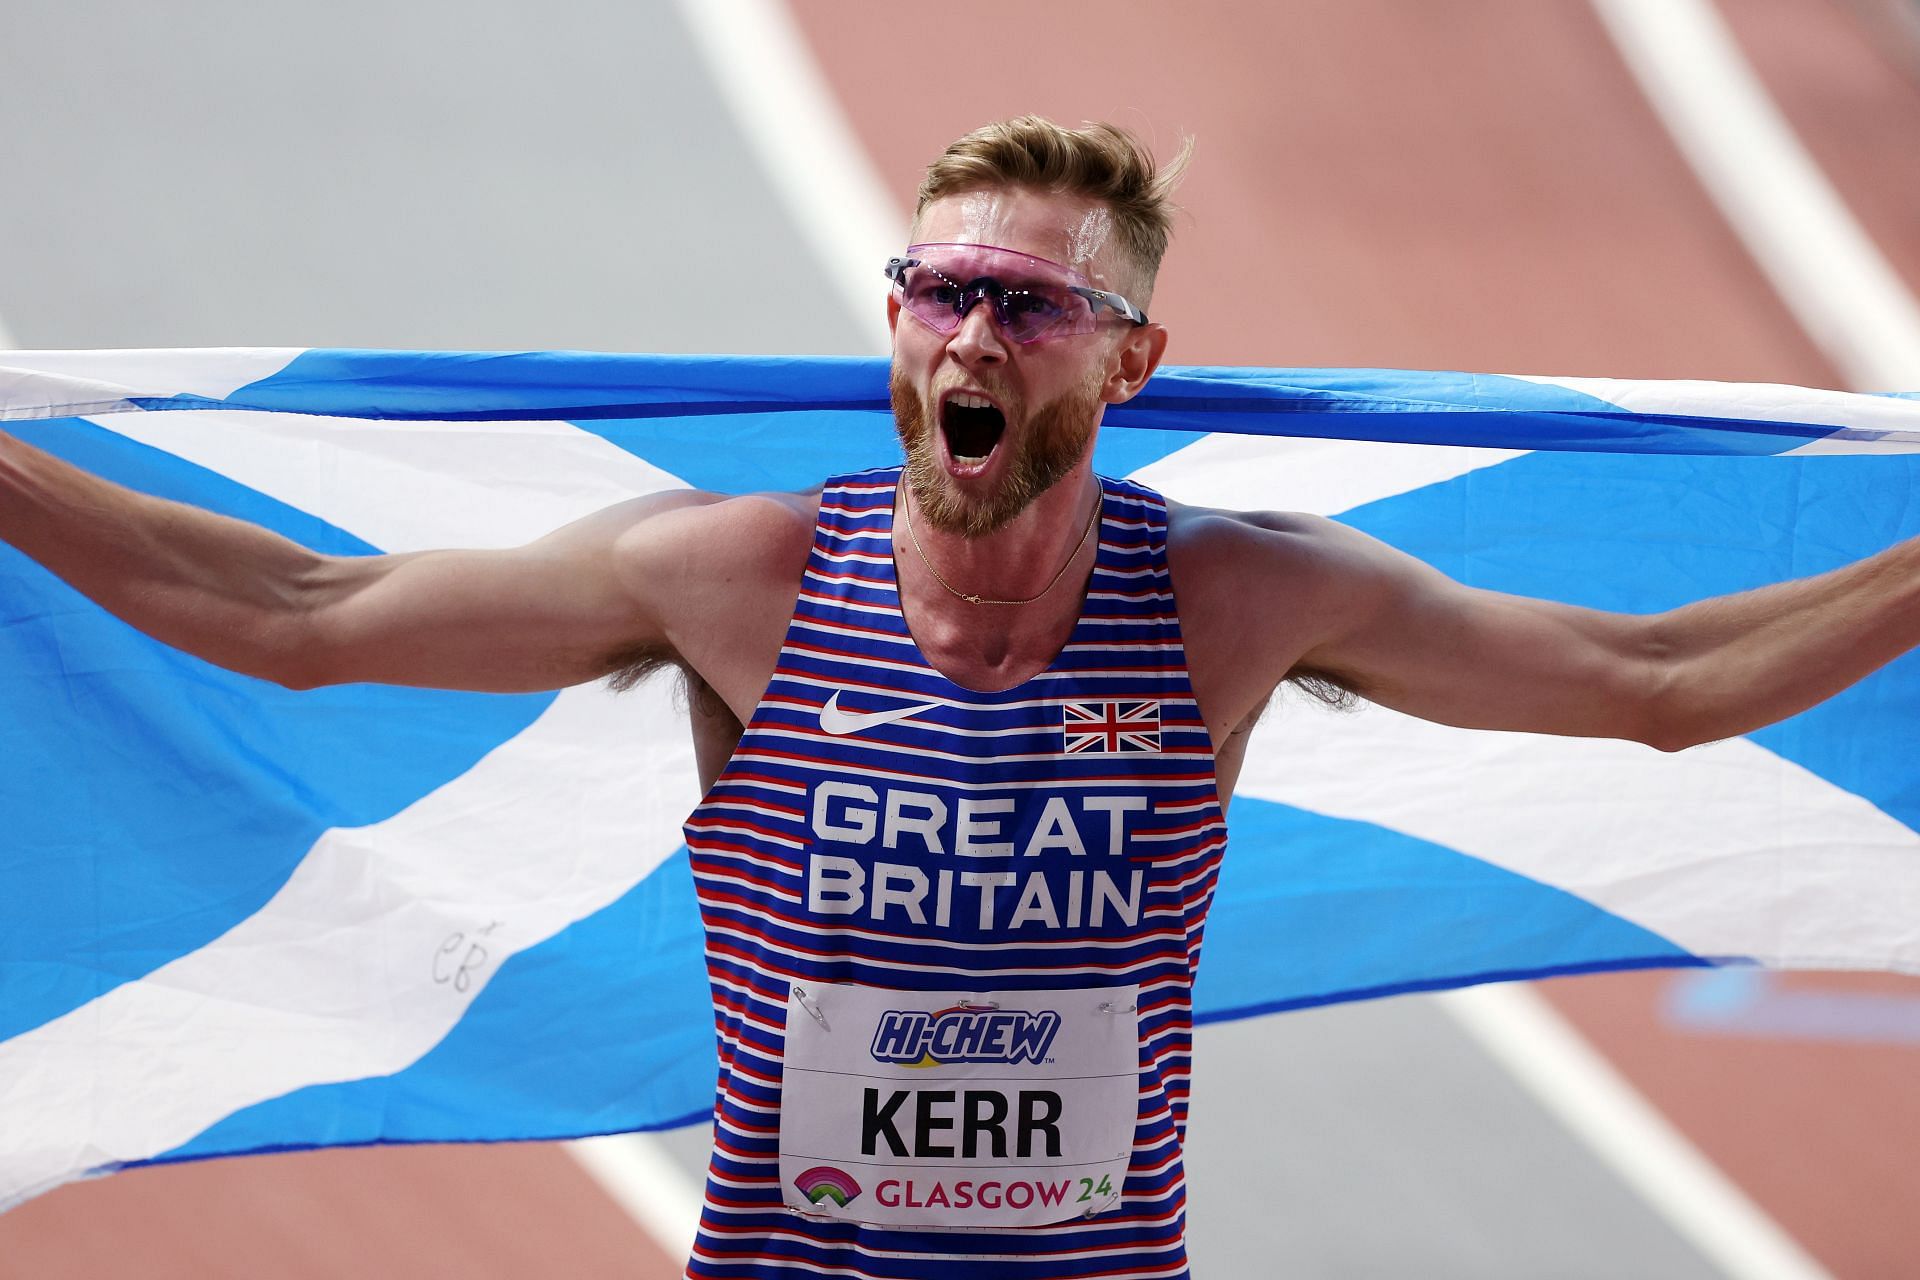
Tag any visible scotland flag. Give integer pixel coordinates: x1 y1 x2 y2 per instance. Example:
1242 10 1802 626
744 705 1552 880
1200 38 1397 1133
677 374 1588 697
2 348 1917 1211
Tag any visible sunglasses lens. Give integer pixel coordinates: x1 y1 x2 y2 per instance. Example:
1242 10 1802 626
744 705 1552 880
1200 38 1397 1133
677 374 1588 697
897 265 965 334
896 255 1098 343
995 284 1083 342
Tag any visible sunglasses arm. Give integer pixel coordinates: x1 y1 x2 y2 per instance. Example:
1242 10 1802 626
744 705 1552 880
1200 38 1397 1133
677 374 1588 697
1070 286 1149 326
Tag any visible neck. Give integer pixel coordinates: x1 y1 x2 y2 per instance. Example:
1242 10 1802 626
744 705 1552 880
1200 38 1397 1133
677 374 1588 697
892 467 1103 690
900 467 1101 606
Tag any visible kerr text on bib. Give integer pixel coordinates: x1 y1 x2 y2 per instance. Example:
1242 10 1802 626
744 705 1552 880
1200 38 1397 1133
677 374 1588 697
778 983 1139 1228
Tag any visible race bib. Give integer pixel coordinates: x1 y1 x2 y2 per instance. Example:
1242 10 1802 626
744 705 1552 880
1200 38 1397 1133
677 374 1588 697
778 982 1139 1229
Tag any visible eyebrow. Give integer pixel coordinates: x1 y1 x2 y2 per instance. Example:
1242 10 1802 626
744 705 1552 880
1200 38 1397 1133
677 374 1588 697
919 255 1063 287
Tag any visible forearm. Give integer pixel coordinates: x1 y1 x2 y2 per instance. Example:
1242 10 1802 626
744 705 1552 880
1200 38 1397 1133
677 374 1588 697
1648 534 1920 749
0 430 323 683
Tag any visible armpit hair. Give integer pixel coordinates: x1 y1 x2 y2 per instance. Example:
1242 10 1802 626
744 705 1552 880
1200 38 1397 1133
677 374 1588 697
1283 664 1365 712
602 641 728 718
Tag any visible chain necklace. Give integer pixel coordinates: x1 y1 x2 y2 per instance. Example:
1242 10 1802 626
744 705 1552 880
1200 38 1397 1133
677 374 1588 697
898 483 1101 607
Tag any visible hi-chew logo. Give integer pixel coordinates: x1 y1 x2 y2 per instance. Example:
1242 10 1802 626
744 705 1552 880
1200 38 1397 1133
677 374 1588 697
871 1005 1062 1066
794 1165 862 1207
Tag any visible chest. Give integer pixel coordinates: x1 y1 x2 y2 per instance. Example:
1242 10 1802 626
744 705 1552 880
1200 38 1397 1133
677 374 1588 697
687 683 1222 962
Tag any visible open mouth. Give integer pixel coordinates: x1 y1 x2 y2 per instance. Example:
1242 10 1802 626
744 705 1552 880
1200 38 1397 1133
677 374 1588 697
940 391 1007 467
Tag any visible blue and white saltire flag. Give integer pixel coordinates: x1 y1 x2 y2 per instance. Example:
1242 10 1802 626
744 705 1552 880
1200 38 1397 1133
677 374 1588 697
3 348 1918 1209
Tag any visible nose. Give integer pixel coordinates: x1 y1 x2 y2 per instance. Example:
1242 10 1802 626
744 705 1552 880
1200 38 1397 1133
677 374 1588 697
947 297 1009 367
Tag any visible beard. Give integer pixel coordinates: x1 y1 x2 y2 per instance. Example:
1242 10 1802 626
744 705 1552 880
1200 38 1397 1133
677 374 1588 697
890 367 1101 538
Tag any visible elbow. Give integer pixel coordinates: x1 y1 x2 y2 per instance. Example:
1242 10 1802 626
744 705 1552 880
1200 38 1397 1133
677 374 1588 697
1625 628 1701 753
262 553 368 690
1640 720 1701 755
265 661 326 692
238 620 331 690
242 571 339 691
1620 710 1697 759
1638 674 1732 755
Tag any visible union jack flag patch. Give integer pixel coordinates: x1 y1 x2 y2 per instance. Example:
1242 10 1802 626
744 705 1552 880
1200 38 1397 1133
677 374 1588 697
1061 701 1162 754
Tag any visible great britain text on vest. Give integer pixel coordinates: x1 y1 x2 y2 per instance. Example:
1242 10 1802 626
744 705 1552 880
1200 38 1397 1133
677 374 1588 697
807 782 1149 928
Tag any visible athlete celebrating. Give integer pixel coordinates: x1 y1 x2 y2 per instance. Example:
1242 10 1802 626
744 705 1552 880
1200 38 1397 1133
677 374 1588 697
4 117 1919 1277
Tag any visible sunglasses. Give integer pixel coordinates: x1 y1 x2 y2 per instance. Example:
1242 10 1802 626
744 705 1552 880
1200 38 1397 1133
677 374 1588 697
885 243 1149 345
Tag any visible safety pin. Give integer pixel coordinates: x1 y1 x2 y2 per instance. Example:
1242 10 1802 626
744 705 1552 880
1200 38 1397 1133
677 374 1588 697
791 985 829 1029
955 997 1000 1010
1097 999 1137 1015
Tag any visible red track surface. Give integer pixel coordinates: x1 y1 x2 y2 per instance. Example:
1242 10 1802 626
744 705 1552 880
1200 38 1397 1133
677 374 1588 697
4 3 1914 1276
1723 0 1920 344
0 1144 679 1280
1527 8 1920 1275
1543 970 1920 1279
801 0 1832 379
794 0 1920 1275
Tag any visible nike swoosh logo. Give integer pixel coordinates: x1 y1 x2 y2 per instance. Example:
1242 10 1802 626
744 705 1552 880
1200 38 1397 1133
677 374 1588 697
818 691 942 736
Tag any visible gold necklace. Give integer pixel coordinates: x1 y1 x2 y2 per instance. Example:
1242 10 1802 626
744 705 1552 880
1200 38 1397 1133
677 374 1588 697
898 483 1102 607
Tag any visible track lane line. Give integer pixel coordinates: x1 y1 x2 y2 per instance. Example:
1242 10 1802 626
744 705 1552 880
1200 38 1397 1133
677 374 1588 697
1440 985 1834 1280
553 0 904 1264
1592 0 1920 390
1435 4 1920 1276
670 0 904 356
567 1134 703 1267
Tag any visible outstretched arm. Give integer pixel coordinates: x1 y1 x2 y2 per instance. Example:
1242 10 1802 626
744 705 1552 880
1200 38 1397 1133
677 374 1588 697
1214 511 1920 751
0 429 710 693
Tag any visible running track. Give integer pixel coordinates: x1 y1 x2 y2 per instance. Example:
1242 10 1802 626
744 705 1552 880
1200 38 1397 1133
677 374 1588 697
0 1 1914 1275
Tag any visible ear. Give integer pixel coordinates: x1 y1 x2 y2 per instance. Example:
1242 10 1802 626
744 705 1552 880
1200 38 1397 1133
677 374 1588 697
887 295 901 339
1100 323 1169 405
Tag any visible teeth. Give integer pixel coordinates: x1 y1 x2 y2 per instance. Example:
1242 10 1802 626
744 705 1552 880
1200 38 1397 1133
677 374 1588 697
950 392 994 410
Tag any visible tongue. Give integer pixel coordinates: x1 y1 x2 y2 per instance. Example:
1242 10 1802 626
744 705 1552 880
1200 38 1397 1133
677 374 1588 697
946 403 1006 460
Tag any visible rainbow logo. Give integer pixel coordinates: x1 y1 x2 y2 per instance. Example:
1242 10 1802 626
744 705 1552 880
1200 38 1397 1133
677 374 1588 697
793 1165 862 1208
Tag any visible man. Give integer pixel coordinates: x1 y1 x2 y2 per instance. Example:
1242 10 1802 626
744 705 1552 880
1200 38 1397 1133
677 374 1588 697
2 117 1916 1277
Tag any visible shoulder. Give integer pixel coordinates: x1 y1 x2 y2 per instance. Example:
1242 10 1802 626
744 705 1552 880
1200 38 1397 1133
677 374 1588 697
1160 501 1405 740
1165 501 1378 601
602 485 827 715
611 486 820 587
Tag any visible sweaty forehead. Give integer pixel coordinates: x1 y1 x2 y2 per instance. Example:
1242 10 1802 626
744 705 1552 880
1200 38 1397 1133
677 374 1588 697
916 189 1117 283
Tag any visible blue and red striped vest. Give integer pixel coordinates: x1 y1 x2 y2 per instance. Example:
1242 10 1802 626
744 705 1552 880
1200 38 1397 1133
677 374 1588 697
682 468 1226 1279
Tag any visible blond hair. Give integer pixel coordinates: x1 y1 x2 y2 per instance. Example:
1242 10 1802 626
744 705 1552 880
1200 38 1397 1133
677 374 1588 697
915 117 1192 298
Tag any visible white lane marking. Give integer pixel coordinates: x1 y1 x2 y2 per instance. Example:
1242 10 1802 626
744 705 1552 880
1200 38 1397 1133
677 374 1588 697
0 675 700 1211
95 408 686 550
614 13 907 1252
1440 985 1836 1280
1498 9 1920 1270
567 1133 704 1265
1131 431 1523 514
1234 704 1920 973
1591 0 1920 390
0 348 307 407
672 0 904 357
